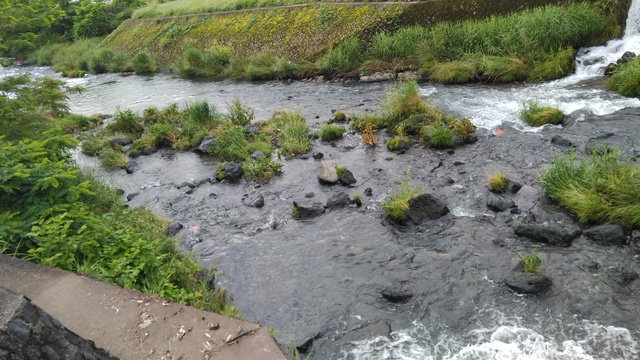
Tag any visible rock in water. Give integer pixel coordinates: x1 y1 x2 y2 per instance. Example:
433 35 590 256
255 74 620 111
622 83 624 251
244 195 265 208
221 162 243 182
339 169 357 186
583 224 627 245
513 223 581 247
125 160 140 174
292 198 325 219
504 271 552 294
317 160 339 184
325 192 351 210
487 193 516 212
404 193 449 224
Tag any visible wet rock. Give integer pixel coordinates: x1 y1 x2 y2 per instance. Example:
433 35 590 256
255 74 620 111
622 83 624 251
109 135 132 147
340 321 392 343
182 234 202 249
196 136 216 153
165 222 183 236
295 332 323 355
292 198 325 219
124 160 140 174
583 224 627 245
504 271 552 294
317 160 339 184
176 181 193 189
487 193 516 212
126 192 139 201
404 193 449 224
364 188 373 197
381 287 413 303
250 151 266 160
359 72 393 83
244 195 265 208
493 238 507 247
506 180 522 194
221 162 243 182
585 133 617 155
244 123 261 135
618 51 636 63
304 192 315 198
325 192 351 210
339 169 357 186
312 152 324 160
605 266 638 287
141 146 158 155
551 135 572 147
513 223 581 247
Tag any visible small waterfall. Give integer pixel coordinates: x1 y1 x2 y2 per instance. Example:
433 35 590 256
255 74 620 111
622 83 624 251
573 0 640 79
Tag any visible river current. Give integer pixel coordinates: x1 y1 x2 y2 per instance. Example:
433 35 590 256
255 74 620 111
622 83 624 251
3 2 640 358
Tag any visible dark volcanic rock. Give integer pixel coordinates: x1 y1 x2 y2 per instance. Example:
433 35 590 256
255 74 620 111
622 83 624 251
605 266 639 287
109 135 132 147
126 192 140 201
404 193 449 224
506 180 522 194
340 321 392 343
293 198 325 219
487 193 516 212
244 195 265 208
504 271 552 294
583 224 627 245
381 287 413 303
339 169 357 186
513 223 581 247
165 222 184 236
125 160 140 174
551 135 572 147
325 192 351 210
196 136 216 153
221 162 243 182
585 133 617 155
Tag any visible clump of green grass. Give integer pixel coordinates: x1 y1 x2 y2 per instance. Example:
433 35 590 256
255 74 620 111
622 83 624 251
81 131 111 156
540 150 640 227
99 148 128 168
382 170 423 221
58 114 102 133
520 102 565 126
108 108 144 135
336 165 347 178
448 118 476 141
528 48 575 81
175 45 232 78
315 37 363 74
488 172 509 192
477 56 527 82
263 110 311 157
132 51 157 74
386 135 409 151
88 48 116 74
427 61 477 84
243 158 282 183
225 97 254 126
420 124 454 149
246 141 273 157
320 124 346 141
606 56 640 96
213 125 249 161
519 250 542 273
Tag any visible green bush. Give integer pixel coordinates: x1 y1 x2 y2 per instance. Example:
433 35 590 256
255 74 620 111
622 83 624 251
108 108 144 135
263 110 311 157
58 114 102 133
520 102 565 126
81 131 110 156
320 124 346 141
606 56 640 96
132 51 157 74
225 97 254 126
175 45 232 78
540 150 640 227
88 48 115 74
243 158 282 183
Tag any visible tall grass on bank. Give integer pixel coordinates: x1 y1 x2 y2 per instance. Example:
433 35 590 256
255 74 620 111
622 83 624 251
606 56 640 97
540 150 640 227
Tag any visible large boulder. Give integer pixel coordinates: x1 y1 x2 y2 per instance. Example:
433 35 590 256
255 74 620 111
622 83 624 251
165 222 184 236
125 159 140 174
381 287 413 303
292 198 325 219
404 193 449 224
504 271 552 294
317 160 339 184
513 223 581 247
583 224 627 245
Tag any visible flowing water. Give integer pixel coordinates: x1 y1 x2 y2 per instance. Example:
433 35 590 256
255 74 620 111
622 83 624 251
3 3 640 358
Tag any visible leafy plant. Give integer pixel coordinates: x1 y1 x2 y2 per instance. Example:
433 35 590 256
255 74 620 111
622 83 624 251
108 108 144 135
225 97 254 126
336 166 347 178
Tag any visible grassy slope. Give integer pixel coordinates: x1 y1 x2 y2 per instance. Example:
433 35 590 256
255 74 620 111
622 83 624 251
107 0 567 66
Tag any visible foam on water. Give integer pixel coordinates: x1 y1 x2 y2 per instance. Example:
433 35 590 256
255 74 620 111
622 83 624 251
344 318 639 360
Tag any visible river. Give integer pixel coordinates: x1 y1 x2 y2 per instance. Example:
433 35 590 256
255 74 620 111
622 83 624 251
3 2 640 358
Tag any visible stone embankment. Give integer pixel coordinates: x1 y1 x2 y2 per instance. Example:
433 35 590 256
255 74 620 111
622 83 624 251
0 254 290 360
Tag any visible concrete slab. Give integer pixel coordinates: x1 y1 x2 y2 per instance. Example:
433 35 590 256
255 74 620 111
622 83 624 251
0 254 290 360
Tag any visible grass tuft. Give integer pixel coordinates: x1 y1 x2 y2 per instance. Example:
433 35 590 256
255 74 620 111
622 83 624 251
320 124 346 142
606 56 640 96
421 124 454 149
519 250 542 273
382 170 423 221
520 102 565 126
488 172 509 192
